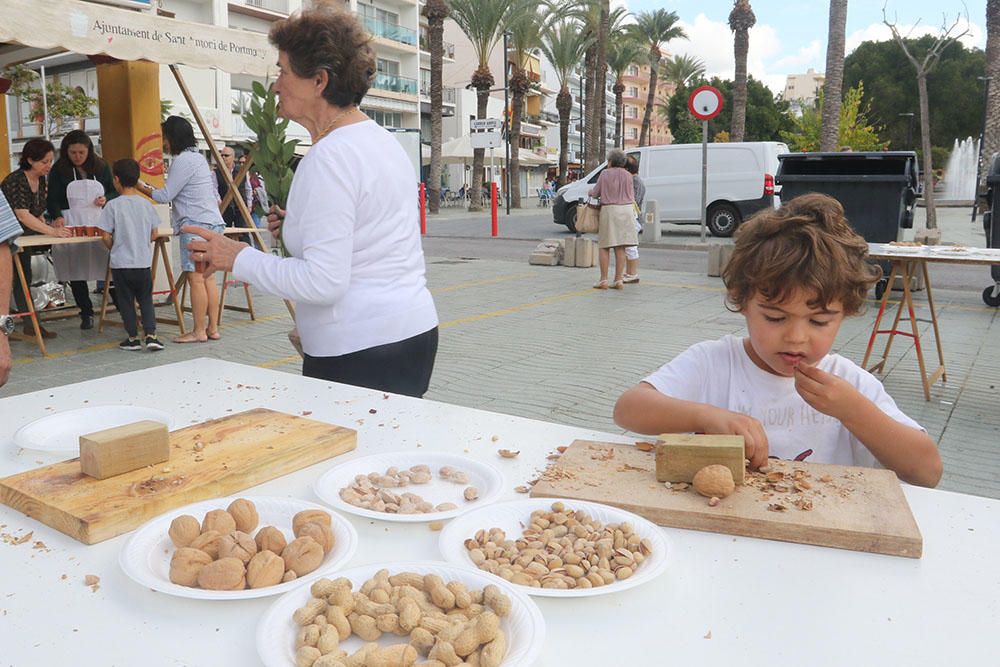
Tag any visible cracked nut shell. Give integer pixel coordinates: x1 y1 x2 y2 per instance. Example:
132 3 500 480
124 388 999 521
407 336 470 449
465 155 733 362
197 557 247 590
246 550 285 589
282 536 325 576
255 525 288 554
218 530 258 564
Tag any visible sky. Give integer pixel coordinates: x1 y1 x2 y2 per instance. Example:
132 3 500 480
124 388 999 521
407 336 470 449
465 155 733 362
619 1 987 96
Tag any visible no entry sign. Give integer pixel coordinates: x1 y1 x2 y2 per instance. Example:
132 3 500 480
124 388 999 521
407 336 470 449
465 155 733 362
688 85 724 121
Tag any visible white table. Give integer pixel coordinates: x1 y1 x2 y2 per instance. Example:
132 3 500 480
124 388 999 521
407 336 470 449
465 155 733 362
1 359 996 665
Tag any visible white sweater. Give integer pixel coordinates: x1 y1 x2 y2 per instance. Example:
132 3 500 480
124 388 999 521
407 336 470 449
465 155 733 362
232 120 438 357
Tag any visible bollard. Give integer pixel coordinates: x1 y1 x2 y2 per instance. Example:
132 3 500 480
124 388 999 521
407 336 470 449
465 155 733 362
491 182 498 237
419 182 427 235
641 199 660 245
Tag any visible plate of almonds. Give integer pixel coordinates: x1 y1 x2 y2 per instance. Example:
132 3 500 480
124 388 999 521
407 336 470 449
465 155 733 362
313 451 505 523
119 496 357 600
438 498 669 598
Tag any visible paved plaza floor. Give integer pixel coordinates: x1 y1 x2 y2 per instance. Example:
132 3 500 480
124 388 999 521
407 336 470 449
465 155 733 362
4 203 998 499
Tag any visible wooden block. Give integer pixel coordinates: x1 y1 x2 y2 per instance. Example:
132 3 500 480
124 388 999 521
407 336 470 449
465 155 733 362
655 434 745 485
80 420 169 480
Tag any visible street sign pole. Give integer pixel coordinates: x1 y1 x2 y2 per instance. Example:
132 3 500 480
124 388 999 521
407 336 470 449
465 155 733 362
701 120 708 243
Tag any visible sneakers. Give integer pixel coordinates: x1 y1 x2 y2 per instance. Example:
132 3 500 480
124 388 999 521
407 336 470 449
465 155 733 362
119 337 142 351
144 335 164 351
623 274 640 284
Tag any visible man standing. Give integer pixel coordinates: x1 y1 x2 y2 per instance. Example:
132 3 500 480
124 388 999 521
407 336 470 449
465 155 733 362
215 147 240 226
0 190 24 388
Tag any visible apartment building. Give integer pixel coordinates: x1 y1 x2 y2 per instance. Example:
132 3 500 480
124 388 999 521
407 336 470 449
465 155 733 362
782 67 824 116
539 65 616 179
3 0 425 156
620 62 674 148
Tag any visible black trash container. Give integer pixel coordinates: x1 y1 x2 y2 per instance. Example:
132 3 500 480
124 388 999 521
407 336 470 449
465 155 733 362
983 153 1000 306
776 151 920 298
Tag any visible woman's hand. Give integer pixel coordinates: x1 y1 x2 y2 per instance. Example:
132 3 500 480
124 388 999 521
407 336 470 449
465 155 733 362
94 196 107 207
266 205 285 241
182 225 248 275
53 216 66 228
48 225 72 239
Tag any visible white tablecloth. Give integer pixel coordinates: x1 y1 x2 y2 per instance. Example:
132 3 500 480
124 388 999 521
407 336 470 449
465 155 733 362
0 359 996 665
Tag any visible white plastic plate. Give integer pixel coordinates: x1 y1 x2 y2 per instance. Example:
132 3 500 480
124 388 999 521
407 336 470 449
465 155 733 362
439 498 669 598
119 495 357 600
256 560 545 667
13 405 175 453
313 451 504 523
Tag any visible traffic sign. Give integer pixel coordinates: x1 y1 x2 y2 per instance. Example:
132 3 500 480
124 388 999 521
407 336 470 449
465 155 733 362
471 118 503 131
688 85 724 121
470 131 502 149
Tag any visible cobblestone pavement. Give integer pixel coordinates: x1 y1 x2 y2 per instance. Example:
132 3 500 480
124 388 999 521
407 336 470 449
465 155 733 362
4 205 998 499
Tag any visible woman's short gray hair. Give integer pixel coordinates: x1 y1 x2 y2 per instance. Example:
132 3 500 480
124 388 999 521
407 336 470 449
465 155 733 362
607 149 627 168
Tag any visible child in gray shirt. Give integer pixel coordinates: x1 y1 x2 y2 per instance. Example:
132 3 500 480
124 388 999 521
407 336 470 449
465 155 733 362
97 159 163 351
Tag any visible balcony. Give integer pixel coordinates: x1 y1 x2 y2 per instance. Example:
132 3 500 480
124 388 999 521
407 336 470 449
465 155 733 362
372 72 418 96
239 0 289 13
418 29 455 59
358 15 417 47
519 121 544 138
419 83 458 105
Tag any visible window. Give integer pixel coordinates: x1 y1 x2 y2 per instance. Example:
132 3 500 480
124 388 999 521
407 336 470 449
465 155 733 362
365 109 403 128
626 86 639 98
626 65 639 76
377 58 400 76
627 127 638 140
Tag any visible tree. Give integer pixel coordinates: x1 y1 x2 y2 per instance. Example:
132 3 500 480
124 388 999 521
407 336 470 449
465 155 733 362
608 35 646 148
728 0 756 142
629 9 687 147
2 64 96 137
844 38 985 150
820 0 848 151
884 7 970 230
449 0 519 211
538 19 594 186
661 54 705 88
666 76 794 144
983 0 1000 188
578 2 628 170
422 0 449 214
781 83 884 152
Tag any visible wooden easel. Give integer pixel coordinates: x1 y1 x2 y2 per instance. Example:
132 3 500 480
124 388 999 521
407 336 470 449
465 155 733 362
98 231 186 335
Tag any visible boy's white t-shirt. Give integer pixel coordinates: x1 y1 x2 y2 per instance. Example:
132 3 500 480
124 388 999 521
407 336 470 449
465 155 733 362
642 335 923 467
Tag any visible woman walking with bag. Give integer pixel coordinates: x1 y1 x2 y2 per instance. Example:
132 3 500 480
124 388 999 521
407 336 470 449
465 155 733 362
588 149 636 290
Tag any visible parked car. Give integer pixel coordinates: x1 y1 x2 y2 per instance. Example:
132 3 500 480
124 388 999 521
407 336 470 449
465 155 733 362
552 141 789 237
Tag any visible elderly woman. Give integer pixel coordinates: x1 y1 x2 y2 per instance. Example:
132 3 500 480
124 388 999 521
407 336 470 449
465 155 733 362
1 138 71 339
589 149 637 290
47 130 116 330
137 116 224 343
185 7 439 398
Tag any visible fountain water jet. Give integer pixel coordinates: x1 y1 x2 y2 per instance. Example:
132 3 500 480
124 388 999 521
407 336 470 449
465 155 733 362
942 137 979 201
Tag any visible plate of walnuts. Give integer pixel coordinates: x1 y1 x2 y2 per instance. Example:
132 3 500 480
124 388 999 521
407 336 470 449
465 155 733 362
119 496 358 600
256 561 545 667
438 498 669 598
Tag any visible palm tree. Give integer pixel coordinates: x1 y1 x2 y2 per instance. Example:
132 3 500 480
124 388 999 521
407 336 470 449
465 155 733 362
819 0 848 152
728 0 756 143
449 0 517 211
983 0 1000 190
422 0 449 214
661 53 705 88
629 9 687 147
506 3 562 208
578 2 629 168
607 36 645 148
538 19 594 187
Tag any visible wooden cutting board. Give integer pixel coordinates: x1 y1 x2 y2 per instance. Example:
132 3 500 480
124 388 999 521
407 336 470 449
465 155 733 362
0 408 356 544
531 440 922 558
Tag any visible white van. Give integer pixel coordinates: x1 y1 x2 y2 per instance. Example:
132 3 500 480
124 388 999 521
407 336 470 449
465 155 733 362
551 141 788 237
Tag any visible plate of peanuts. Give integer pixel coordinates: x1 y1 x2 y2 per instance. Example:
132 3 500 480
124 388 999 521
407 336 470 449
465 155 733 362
313 452 505 523
438 499 669 598
256 561 545 667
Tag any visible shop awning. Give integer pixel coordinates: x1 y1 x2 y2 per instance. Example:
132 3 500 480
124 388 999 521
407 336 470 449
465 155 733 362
0 0 276 77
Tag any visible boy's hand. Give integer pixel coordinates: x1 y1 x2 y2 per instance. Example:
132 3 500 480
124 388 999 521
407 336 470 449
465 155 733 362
700 406 769 470
793 364 861 420
266 205 285 241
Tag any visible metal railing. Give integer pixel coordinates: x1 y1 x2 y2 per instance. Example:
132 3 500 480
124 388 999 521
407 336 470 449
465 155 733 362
373 72 418 96
418 30 456 59
243 0 289 13
359 15 417 46
419 84 458 104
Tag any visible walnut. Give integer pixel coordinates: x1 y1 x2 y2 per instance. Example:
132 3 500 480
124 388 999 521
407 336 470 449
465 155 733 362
169 547 213 586
282 536 325 576
188 530 223 559
255 525 288 554
283 570 298 583
197 557 247 590
292 509 332 535
692 464 736 499
295 521 335 554
226 498 259 533
168 514 201 548
246 550 285 589
201 509 237 535
218 530 258 564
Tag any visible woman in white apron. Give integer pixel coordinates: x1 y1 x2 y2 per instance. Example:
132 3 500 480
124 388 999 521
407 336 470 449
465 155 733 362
47 131 113 330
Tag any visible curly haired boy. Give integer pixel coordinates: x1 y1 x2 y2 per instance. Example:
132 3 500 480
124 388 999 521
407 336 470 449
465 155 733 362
614 193 942 487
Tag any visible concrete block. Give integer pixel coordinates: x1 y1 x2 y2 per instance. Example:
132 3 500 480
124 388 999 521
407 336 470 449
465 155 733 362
529 239 563 266
707 244 734 277
563 235 577 266
529 252 559 266
573 237 596 267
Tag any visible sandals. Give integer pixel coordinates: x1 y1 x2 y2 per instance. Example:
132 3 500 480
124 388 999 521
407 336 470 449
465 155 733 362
612 279 625 290
593 280 609 290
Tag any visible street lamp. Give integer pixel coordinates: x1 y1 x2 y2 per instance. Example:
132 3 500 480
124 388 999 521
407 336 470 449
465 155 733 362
503 30 511 215
898 112 914 150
